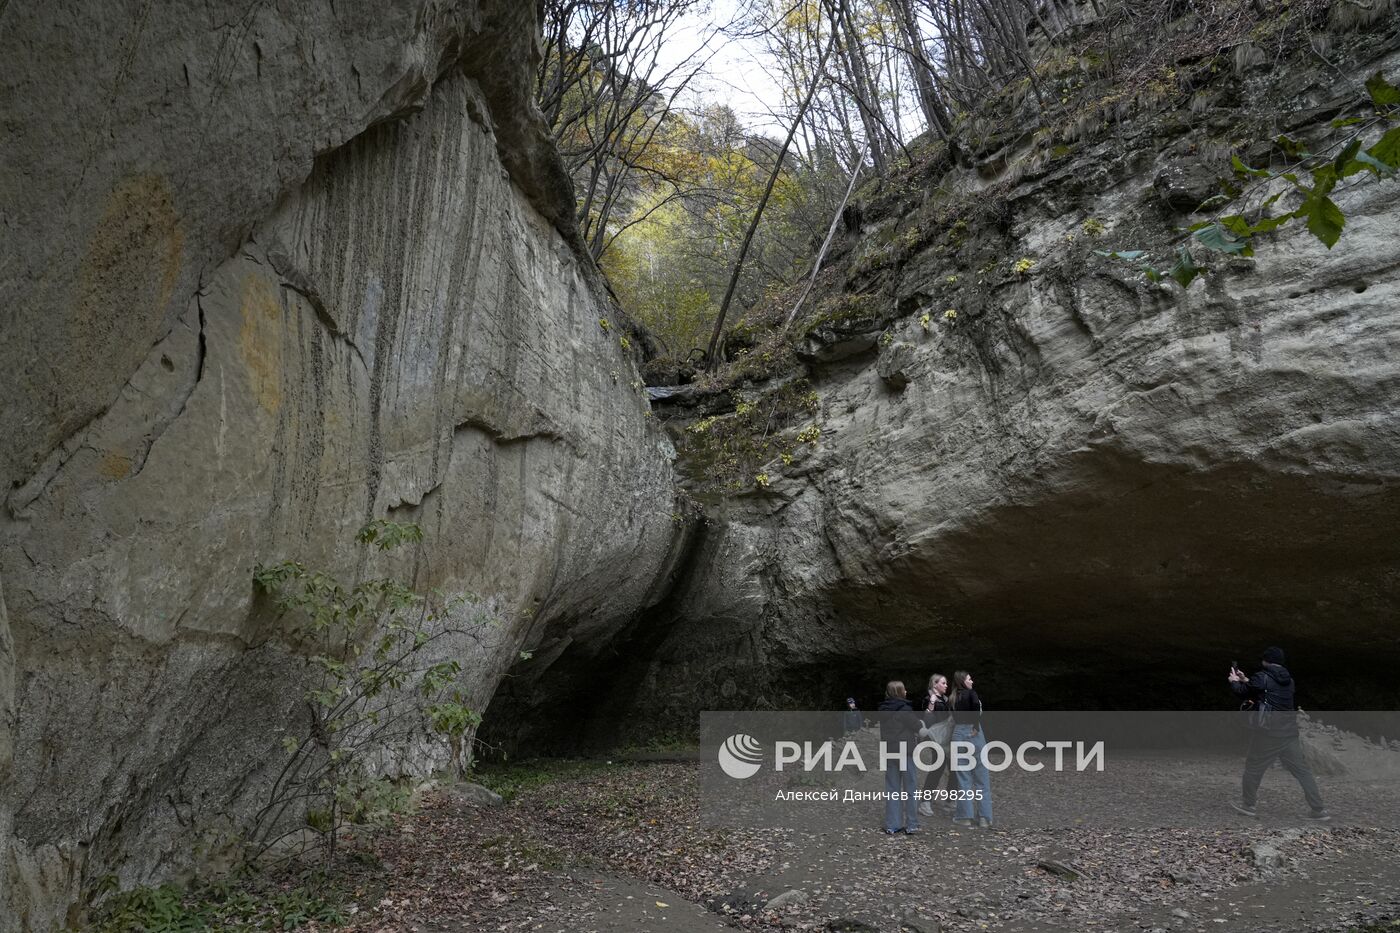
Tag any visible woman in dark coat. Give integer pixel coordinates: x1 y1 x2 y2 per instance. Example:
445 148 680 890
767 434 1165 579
877 680 923 833
917 673 952 817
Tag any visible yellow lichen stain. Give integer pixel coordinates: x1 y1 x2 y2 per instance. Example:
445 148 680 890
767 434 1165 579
239 274 284 414
72 174 185 366
98 450 132 480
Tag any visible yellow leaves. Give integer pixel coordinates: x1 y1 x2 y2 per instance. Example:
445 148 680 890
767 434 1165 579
592 103 813 363
779 1 825 33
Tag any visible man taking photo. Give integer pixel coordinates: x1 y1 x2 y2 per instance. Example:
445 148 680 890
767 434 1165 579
1228 646 1331 821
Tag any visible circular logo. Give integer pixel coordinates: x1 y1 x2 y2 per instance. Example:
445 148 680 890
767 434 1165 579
718 733 763 779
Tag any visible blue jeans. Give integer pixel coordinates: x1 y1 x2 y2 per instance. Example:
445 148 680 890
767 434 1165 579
952 725 993 822
883 745 920 832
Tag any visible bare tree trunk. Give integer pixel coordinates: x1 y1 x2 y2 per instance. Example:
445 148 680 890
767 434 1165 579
786 146 866 326
705 30 838 368
831 0 889 173
892 0 954 141
973 0 1047 108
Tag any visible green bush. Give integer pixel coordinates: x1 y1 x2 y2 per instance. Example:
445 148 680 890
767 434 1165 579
469 759 612 803
249 521 488 864
92 879 346 932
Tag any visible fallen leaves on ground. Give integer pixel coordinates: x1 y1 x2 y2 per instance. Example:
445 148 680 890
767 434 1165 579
305 761 1400 933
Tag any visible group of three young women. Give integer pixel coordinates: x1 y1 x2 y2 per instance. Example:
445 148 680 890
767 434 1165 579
877 671 994 833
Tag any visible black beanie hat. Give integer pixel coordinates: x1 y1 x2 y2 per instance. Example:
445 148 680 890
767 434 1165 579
1262 646 1285 665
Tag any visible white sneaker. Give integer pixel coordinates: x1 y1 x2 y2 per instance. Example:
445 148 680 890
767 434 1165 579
917 802 935 818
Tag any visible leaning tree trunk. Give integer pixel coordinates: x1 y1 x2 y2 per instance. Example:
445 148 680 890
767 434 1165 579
785 145 866 326
704 30 838 368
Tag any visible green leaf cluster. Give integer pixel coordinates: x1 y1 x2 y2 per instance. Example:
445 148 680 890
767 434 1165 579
92 879 346 932
247 521 491 866
674 379 821 495
1099 72 1400 288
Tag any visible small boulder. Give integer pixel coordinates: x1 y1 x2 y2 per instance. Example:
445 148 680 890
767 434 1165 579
828 919 881 933
1248 841 1284 869
1037 858 1080 881
764 889 809 911
440 781 504 809
705 888 769 916
1302 736 1348 776
877 341 917 391
900 909 941 933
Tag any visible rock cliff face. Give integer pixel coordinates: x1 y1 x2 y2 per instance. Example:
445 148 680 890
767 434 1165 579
0 2 680 928
5 0 1400 925
520 22 1400 744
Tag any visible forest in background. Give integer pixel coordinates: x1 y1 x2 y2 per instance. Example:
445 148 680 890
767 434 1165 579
534 0 1396 380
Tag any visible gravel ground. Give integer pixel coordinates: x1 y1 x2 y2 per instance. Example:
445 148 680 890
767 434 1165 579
314 758 1400 933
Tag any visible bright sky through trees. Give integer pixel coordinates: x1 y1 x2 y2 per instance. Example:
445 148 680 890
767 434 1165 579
659 0 790 135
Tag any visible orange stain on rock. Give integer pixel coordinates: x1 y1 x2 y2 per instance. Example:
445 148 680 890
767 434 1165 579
98 450 132 480
72 173 185 373
239 274 284 414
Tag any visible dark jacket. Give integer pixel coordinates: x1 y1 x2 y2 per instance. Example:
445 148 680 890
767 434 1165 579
877 696 923 748
951 688 983 727
915 694 952 740
1231 663 1299 734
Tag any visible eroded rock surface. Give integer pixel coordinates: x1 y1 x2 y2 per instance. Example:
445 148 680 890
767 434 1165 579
5 2 1400 926
530 34 1400 742
0 2 680 928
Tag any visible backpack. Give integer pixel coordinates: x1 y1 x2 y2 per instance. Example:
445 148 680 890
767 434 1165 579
1240 696 1274 731
1241 668 1293 732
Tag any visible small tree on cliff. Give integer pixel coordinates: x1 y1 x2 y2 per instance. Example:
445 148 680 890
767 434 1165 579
247 520 488 865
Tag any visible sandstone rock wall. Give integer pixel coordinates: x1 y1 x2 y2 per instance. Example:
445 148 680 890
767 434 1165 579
543 32 1400 740
6 0 1399 922
0 2 679 928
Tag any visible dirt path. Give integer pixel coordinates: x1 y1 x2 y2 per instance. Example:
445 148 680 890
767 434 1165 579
329 760 1400 933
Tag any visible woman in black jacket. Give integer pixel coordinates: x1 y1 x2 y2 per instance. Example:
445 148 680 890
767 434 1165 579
917 673 952 817
950 670 994 828
877 680 923 834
